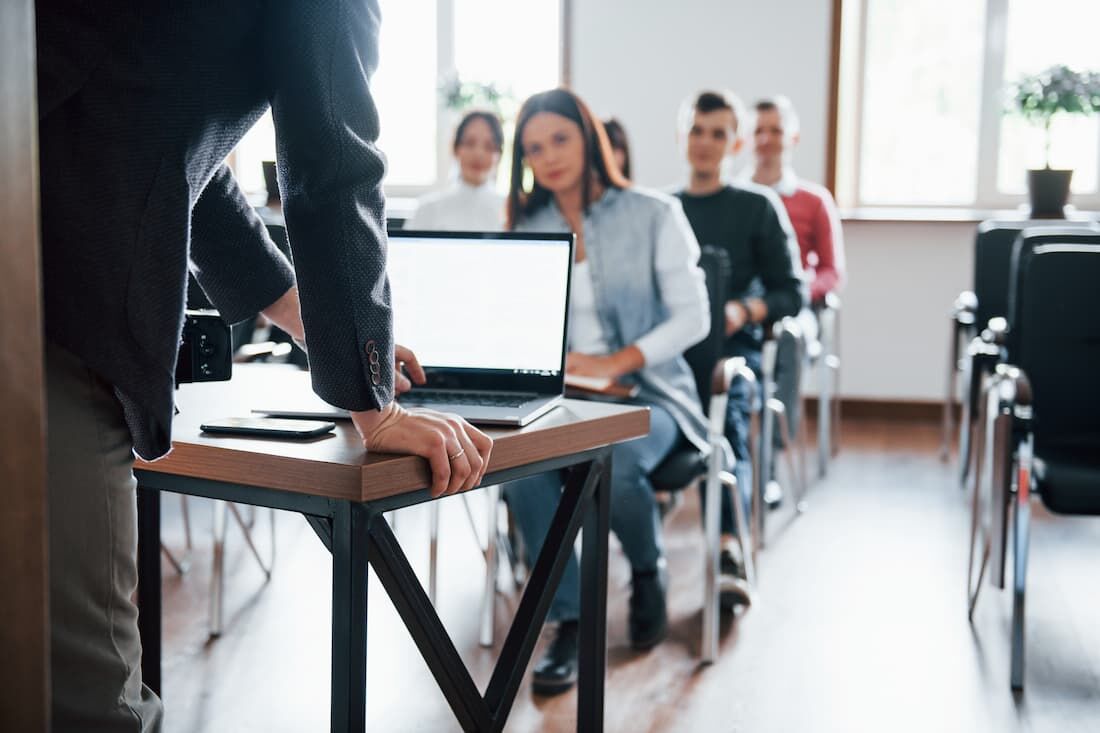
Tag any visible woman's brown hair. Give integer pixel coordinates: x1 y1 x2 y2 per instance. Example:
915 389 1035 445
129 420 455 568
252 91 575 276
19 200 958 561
506 88 629 230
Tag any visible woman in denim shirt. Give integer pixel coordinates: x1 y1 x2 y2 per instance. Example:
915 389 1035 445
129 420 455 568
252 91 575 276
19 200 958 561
503 89 713 696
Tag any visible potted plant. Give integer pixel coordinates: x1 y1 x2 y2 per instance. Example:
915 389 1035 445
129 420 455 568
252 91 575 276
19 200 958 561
1009 65 1100 217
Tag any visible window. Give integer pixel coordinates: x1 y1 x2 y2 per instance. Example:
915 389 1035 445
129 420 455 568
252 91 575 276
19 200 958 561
233 0 562 199
836 0 1100 209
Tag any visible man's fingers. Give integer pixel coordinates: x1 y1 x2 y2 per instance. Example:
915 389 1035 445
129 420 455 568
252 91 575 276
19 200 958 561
466 426 493 487
395 372 412 394
444 438 472 496
450 421 483 492
396 344 427 385
424 431 452 498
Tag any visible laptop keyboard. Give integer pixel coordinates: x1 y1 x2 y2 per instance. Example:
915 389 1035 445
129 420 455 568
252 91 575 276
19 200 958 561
398 390 536 409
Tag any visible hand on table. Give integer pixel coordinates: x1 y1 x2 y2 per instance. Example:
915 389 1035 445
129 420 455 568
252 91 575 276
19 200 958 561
351 344 491 498
351 404 492 498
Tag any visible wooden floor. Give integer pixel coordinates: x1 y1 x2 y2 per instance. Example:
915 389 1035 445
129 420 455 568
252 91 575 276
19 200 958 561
157 418 1100 732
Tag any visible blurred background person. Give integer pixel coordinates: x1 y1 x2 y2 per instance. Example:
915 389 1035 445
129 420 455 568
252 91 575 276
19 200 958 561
675 90 805 605
749 96 845 305
603 117 633 180
405 110 506 230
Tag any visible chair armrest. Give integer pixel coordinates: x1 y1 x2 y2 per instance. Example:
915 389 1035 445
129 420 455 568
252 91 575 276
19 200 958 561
994 363 1033 422
982 316 1009 346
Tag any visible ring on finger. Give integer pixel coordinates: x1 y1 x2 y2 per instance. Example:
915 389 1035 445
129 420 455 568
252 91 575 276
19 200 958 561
448 447 466 462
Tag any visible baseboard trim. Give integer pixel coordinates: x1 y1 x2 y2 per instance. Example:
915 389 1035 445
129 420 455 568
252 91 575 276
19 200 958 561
804 397 957 423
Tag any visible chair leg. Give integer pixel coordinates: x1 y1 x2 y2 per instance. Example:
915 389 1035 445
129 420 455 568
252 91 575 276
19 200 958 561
428 500 440 606
478 485 499 648
1010 436 1033 691
957 348 976 489
209 499 229 637
773 403 807 513
816 352 831 479
828 353 841 458
702 468 722 664
160 542 189 575
228 503 273 579
941 318 962 461
181 495 193 551
798 395 813 493
756 396 775 548
990 405 1014 591
967 378 994 620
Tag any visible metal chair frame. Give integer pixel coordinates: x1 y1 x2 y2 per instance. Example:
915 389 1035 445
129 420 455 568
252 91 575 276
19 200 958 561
754 318 811 549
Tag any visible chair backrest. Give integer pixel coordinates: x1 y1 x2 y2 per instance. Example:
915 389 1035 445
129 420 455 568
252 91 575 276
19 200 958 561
1008 230 1100 443
973 219 1097 329
684 245 731 409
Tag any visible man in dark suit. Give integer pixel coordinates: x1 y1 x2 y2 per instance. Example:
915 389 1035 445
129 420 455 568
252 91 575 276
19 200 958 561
37 3 492 728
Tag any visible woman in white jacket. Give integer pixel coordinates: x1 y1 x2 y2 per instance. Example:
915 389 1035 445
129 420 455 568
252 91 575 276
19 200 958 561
405 110 505 231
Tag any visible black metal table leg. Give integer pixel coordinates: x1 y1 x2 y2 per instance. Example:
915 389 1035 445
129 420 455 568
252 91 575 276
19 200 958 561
137 485 162 696
331 501 370 732
577 452 611 732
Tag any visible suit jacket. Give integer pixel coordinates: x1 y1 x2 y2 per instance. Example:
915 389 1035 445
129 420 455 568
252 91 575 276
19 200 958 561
37 0 393 459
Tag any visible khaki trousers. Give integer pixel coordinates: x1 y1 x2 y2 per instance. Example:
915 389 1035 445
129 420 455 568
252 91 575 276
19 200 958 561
47 343 163 732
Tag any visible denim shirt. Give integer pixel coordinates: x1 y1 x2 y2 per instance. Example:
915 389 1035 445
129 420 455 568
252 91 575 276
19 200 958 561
516 187 724 461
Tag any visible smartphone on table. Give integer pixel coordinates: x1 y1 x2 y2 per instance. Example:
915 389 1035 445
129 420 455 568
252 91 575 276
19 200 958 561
199 417 336 439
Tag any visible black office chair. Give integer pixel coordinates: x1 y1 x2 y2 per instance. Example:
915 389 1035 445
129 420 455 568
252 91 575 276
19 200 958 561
648 245 757 664
965 230 1100 691
942 220 1099 487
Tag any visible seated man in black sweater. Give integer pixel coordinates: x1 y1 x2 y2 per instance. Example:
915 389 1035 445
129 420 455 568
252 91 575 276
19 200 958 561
675 90 806 608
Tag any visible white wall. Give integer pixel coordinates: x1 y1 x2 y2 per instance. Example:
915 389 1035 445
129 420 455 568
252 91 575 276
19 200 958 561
838 222 972 400
570 0 832 188
570 0 971 402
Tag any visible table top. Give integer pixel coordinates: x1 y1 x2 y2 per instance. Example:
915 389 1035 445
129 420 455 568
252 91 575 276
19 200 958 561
134 364 649 503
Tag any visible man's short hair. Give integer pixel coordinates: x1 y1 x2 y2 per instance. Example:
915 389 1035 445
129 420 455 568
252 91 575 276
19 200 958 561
680 89 748 136
754 95 801 137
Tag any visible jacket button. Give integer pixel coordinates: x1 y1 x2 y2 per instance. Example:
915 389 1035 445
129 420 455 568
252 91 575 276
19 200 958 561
369 349 379 365
365 339 376 353
372 374 381 385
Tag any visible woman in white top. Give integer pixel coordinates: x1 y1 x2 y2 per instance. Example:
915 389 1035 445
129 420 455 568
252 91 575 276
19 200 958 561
405 110 505 231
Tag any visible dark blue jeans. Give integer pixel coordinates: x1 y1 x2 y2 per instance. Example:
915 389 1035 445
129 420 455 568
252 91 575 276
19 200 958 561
719 339 761 536
503 403 680 623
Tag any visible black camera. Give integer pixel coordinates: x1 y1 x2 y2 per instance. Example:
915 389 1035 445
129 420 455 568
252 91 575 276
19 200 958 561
176 310 232 384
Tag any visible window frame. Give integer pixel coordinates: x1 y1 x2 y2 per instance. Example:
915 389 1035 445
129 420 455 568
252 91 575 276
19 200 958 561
833 0 1100 212
382 0 569 199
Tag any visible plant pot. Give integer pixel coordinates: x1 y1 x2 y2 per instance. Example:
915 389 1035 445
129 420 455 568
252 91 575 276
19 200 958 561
1027 168 1072 218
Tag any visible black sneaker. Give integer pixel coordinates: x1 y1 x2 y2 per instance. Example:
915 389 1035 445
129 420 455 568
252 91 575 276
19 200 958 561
629 569 668 650
532 621 578 696
719 543 753 612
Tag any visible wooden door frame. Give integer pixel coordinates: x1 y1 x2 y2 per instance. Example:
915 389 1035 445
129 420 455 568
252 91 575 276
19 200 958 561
0 0 49 729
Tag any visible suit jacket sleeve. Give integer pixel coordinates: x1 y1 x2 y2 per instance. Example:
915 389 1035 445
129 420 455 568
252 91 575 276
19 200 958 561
189 165 296 325
264 0 393 412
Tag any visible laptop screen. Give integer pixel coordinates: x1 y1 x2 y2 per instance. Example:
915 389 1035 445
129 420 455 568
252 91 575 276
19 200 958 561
387 230 574 393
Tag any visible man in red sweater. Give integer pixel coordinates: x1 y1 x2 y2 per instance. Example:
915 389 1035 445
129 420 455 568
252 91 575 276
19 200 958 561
749 96 845 304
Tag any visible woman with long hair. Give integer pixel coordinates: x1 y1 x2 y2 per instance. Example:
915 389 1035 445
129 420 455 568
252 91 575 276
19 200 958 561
602 116 632 179
503 88 715 696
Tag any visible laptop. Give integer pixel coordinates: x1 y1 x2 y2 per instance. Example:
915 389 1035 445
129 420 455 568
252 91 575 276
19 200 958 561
256 229 574 427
